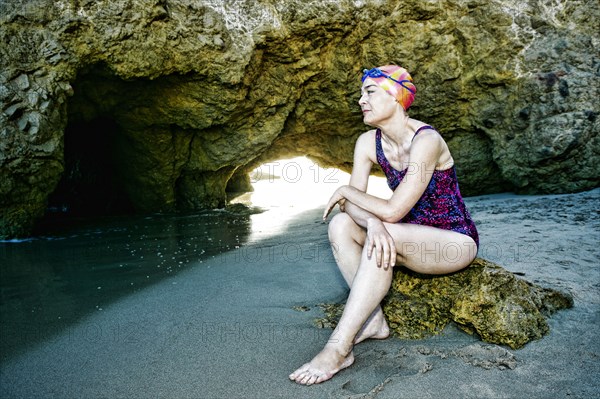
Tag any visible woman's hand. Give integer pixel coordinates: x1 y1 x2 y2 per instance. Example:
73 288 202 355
338 199 346 213
323 186 348 220
366 218 397 270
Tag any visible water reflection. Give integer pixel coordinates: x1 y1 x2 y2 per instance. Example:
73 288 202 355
0 208 253 361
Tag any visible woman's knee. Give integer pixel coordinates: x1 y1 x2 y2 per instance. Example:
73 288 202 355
328 213 356 240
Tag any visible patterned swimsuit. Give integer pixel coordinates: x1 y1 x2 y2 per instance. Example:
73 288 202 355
375 126 479 247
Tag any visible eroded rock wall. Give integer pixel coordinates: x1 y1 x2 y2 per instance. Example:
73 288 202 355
1 0 598 237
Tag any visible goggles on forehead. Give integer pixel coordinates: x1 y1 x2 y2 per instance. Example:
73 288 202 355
362 68 416 94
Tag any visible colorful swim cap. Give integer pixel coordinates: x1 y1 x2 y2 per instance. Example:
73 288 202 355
362 65 416 110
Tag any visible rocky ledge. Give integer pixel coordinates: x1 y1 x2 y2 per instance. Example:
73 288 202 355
1 0 599 238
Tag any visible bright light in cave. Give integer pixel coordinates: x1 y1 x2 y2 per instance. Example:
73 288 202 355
231 156 390 241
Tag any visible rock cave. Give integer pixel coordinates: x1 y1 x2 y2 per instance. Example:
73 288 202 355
1 0 598 238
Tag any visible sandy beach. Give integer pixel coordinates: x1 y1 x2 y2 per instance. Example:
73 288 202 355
1 187 599 398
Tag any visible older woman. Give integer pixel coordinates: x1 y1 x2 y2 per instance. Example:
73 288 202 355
289 65 479 385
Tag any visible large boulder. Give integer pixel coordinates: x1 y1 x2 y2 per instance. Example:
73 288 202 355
314 258 574 349
383 257 573 349
1 0 598 237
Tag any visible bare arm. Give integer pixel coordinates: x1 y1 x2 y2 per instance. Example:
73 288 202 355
324 130 443 223
342 201 378 228
327 130 397 268
339 131 381 227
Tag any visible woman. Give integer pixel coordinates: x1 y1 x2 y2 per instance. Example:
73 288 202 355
289 65 479 385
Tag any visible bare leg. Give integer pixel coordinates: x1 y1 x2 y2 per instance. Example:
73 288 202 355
289 242 390 385
327 213 389 344
290 220 477 385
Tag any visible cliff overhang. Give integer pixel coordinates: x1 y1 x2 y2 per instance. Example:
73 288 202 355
1 0 598 238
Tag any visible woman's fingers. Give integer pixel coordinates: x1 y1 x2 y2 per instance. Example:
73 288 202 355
323 189 343 220
382 241 390 269
339 199 346 213
366 235 374 259
323 197 338 219
323 204 333 220
367 233 384 268
380 239 395 270
365 219 397 269
388 238 397 268
374 238 382 267
367 233 396 269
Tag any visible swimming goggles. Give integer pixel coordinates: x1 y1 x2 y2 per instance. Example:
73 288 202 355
362 68 416 94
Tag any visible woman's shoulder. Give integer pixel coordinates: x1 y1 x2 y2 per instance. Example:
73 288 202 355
355 129 378 162
408 121 453 168
358 129 378 140
410 120 443 143
409 119 437 134
354 129 378 148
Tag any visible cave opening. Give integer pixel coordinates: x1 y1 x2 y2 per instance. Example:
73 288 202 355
232 156 350 209
45 115 134 219
42 64 140 226
230 156 389 240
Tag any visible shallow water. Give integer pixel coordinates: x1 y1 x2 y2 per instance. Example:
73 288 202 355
0 158 387 363
0 209 255 361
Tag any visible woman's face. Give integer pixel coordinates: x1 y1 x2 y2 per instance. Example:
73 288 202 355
359 78 401 127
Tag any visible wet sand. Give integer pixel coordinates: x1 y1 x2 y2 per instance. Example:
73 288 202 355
1 188 599 398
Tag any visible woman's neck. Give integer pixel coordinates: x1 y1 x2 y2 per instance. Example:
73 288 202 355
378 114 414 147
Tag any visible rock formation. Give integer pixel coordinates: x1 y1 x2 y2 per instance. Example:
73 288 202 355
1 0 599 237
383 257 573 349
314 258 574 349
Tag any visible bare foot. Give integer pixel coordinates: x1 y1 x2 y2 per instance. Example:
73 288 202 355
354 310 390 344
289 345 355 385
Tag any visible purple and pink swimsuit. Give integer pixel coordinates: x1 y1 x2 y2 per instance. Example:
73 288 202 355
375 126 479 247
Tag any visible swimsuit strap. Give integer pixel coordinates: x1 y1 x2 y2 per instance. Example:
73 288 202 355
412 125 435 141
375 129 387 167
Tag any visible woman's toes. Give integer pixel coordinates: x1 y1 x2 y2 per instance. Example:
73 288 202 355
301 373 315 385
289 364 308 381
